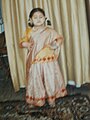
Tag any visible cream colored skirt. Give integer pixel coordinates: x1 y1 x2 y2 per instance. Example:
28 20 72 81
26 61 67 106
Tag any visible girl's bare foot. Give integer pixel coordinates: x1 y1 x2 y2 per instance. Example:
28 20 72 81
49 102 56 108
28 104 35 108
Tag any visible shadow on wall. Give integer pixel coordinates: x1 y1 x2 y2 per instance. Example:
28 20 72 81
85 0 90 39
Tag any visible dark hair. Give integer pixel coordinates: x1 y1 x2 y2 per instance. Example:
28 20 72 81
28 8 51 27
46 19 51 26
29 8 45 18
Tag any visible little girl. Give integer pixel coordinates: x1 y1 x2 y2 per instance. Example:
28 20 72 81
20 8 67 107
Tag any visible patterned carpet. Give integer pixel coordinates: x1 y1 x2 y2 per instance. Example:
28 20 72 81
0 94 90 120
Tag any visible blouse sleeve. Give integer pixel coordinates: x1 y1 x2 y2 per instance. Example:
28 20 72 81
19 27 32 48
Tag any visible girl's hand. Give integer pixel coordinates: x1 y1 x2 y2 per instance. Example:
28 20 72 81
28 40 34 51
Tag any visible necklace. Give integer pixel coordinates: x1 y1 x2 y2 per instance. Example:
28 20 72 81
32 27 39 31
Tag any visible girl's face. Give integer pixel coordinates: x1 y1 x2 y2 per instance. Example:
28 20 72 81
31 11 45 27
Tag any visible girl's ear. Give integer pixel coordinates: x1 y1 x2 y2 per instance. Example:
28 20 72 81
28 18 34 27
47 20 51 25
45 18 51 26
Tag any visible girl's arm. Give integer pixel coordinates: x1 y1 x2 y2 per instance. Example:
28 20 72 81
50 37 64 50
22 42 30 49
19 27 32 48
22 40 34 51
48 29 64 50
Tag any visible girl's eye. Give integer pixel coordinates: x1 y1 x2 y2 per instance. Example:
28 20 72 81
40 16 43 18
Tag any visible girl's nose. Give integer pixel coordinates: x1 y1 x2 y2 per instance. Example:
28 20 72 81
37 17 40 20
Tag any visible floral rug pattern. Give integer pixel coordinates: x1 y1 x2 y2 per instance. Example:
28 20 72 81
0 94 90 120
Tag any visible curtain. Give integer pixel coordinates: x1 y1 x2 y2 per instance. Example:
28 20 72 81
2 0 90 91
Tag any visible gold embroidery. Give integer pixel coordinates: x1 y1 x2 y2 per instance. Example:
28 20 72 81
32 45 58 64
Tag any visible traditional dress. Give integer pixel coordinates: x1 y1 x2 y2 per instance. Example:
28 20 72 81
20 26 67 106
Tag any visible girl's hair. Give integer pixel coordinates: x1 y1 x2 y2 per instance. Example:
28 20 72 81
29 8 45 18
28 7 51 27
